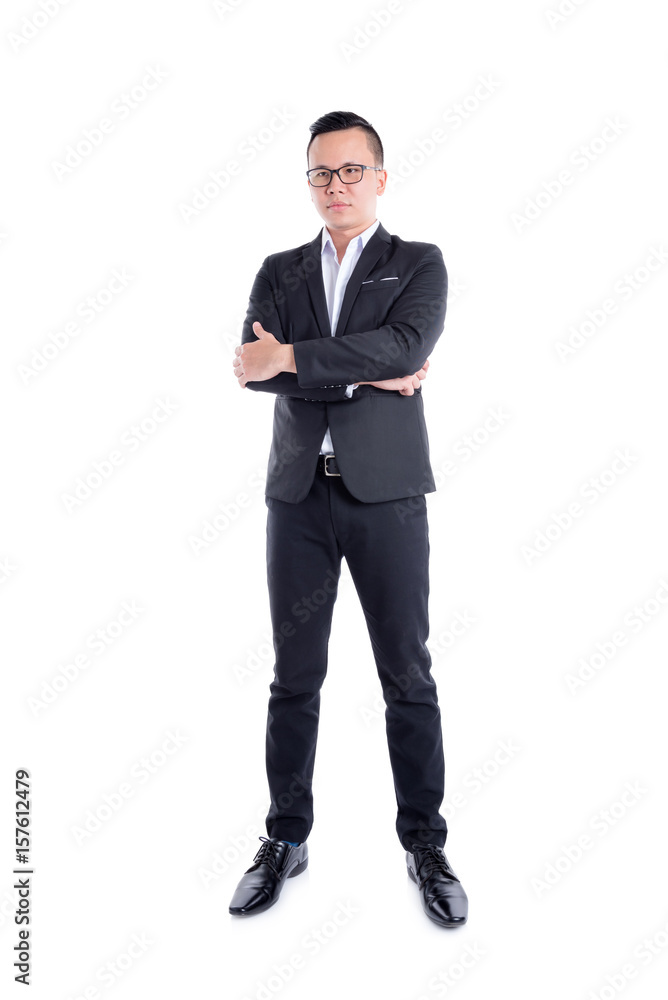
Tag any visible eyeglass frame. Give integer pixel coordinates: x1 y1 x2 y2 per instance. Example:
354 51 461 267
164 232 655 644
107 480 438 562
306 164 384 187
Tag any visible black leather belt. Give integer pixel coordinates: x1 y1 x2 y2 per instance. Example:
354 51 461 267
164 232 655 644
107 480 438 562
317 453 341 476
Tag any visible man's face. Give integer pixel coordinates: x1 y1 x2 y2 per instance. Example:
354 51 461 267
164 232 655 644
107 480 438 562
307 127 386 235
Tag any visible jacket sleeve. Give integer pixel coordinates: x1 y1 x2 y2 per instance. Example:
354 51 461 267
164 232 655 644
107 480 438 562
240 259 351 402
292 245 447 389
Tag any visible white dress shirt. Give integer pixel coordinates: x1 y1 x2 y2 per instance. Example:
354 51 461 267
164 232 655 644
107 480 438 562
318 217 381 455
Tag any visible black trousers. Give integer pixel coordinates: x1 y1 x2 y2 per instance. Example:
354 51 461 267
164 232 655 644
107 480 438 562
263 457 448 851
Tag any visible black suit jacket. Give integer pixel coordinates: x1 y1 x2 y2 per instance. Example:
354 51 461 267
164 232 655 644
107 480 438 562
241 222 447 503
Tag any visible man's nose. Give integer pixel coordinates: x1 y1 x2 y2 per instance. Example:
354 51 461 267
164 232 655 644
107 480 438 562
326 175 346 194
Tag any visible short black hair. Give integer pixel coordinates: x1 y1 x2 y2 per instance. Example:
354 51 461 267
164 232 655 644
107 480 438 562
307 111 384 167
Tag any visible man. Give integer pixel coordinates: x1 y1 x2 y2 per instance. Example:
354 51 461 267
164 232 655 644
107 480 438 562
229 111 468 928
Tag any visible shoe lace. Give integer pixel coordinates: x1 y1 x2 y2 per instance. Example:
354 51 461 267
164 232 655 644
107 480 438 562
248 836 282 876
413 844 459 888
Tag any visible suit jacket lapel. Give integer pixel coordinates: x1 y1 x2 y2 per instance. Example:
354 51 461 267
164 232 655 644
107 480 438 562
334 223 391 337
302 234 330 338
302 222 392 339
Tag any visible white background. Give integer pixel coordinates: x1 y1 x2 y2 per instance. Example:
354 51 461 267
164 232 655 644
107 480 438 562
2 0 667 997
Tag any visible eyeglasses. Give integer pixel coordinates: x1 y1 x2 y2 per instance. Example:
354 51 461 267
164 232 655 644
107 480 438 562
306 164 383 187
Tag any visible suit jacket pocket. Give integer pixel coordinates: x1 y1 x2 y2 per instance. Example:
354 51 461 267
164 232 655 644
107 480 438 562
360 277 400 290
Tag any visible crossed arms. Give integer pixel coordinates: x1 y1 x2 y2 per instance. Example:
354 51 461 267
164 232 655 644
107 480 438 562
232 244 447 400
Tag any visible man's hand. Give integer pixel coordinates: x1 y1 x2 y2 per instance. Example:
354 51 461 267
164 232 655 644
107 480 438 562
358 359 430 396
233 322 296 387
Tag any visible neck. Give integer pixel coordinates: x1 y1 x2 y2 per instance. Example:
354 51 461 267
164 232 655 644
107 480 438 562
326 218 376 261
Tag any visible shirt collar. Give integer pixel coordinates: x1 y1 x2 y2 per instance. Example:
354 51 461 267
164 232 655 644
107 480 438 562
321 218 381 256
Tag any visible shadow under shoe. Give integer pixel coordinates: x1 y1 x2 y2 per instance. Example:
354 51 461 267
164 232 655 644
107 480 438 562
229 836 308 916
406 843 468 927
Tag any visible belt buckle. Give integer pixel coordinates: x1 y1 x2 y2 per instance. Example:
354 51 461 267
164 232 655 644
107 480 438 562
323 453 340 476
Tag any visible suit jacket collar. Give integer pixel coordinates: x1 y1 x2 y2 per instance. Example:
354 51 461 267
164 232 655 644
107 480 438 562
302 221 392 339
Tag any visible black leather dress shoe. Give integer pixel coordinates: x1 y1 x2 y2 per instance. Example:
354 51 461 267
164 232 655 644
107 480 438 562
406 844 468 927
229 836 308 916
